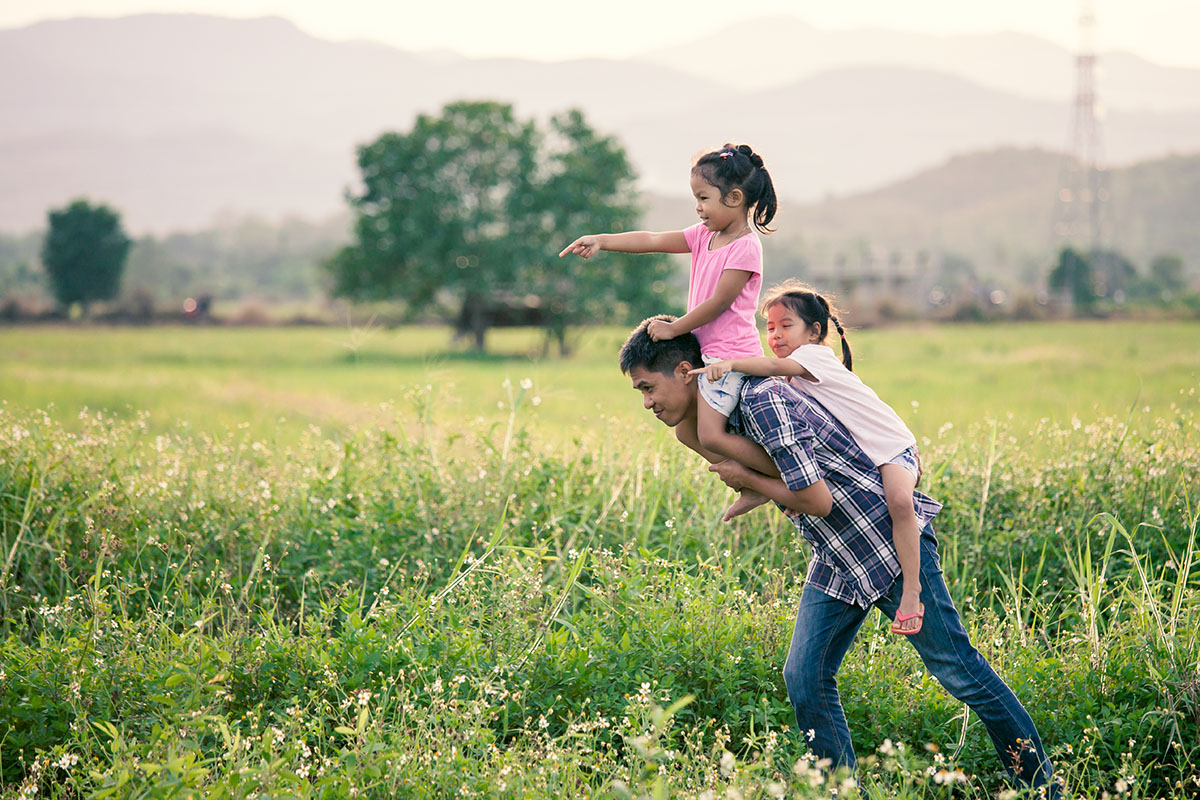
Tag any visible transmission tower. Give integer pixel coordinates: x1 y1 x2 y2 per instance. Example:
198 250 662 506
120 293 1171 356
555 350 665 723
1052 0 1110 307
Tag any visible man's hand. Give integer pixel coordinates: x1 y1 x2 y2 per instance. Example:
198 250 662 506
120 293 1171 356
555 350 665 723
688 360 733 383
646 319 678 341
709 459 752 491
714 459 833 518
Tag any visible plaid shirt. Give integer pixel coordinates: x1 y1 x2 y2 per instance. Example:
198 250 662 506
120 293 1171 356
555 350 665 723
729 377 942 608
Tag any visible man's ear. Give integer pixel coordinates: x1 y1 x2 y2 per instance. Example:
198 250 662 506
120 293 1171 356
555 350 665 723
676 361 697 384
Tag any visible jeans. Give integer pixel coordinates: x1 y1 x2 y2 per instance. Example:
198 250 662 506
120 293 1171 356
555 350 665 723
782 524 1057 794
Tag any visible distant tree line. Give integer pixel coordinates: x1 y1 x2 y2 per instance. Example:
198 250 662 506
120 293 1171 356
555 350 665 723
121 215 346 303
1049 246 1189 309
2 107 1197 334
3 213 1196 328
0 211 348 319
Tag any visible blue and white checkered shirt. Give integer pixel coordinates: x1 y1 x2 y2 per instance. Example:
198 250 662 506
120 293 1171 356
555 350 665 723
729 376 942 608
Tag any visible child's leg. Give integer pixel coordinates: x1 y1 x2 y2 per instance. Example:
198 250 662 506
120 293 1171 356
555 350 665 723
695 400 780 477
682 404 771 521
673 415 722 464
881 463 923 633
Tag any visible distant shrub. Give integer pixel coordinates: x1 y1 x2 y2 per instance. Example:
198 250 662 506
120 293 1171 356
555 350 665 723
944 300 988 322
0 293 42 321
228 297 273 325
1008 290 1047 321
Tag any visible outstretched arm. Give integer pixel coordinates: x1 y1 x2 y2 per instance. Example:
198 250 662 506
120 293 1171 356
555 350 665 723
709 460 833 517
558 231 689 258
690 356 814 383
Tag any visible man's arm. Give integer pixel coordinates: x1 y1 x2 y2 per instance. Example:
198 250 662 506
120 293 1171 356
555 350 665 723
709 460 833 517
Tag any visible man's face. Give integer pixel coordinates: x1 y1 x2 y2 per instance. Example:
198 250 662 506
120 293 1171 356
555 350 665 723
629 363 697 428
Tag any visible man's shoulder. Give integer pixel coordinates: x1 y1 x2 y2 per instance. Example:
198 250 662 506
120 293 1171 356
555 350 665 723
741 375 803 404
738 376 811 420
740 376 842 427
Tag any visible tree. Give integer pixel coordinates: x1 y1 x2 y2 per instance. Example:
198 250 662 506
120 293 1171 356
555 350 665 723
1128 252 1187 304
41 199 131 314
1149 253 1186 295
1048 246 1095 311
1089 249 1136 300
327 101 673 352
531 110 675 353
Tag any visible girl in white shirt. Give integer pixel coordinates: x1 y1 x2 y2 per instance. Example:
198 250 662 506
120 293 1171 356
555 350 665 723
694 280 926 635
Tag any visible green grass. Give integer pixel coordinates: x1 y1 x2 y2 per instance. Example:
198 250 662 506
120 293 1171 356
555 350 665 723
2 321 1197 447
1 320 1198 798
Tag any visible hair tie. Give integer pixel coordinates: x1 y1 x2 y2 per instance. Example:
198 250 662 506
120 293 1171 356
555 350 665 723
832 316 845 336
719 151 734 160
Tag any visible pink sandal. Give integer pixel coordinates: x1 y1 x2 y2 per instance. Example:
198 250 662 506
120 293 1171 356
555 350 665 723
890 603 924 636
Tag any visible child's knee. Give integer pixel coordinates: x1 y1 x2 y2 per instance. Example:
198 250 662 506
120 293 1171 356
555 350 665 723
886 490 918 521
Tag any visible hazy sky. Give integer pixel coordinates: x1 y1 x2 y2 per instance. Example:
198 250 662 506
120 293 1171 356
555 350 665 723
4 0 1200 68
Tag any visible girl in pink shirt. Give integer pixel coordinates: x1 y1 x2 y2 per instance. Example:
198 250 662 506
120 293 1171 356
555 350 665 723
560 144 781 519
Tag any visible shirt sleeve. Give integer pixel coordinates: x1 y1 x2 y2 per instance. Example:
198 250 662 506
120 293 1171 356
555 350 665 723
722 235 763 274
787 344 842 384
747 386 823 490
683 223 704 255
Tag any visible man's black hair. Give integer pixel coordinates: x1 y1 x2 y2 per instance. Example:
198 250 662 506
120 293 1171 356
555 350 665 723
618 315 704 375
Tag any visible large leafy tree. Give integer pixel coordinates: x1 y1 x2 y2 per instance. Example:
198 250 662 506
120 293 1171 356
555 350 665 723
531 110 674 352
42 199 132 314
328 101 672 352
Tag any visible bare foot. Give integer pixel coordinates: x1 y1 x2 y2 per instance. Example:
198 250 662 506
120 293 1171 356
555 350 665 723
722 489 770 522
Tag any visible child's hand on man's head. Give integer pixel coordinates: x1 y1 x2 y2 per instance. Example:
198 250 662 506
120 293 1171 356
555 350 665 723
646 319 677 341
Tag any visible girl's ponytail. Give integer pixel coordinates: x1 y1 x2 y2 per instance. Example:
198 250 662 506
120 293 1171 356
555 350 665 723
736 144 777 233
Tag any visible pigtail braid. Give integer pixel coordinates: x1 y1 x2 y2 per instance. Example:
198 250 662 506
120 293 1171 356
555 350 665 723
830 316 853 371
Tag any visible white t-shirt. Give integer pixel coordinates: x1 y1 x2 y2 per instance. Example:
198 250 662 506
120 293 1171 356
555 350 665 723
786 344 916 466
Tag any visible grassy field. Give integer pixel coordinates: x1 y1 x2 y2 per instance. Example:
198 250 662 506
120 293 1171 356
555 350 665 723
1 320 1199 798
2 320 1198 444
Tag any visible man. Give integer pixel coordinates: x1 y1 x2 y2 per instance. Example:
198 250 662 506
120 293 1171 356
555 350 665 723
619 316 1057 794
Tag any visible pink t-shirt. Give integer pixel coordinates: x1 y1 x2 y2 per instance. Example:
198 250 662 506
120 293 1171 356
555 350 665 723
683 223 764 359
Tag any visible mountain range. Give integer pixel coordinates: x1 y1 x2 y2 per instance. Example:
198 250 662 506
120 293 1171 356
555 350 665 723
640 16 1200 112
2 13 1199 238
637 147 1200 285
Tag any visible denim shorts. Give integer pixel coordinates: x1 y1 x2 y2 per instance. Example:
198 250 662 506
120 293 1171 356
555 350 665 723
885 445 921 482
697 354 747 418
